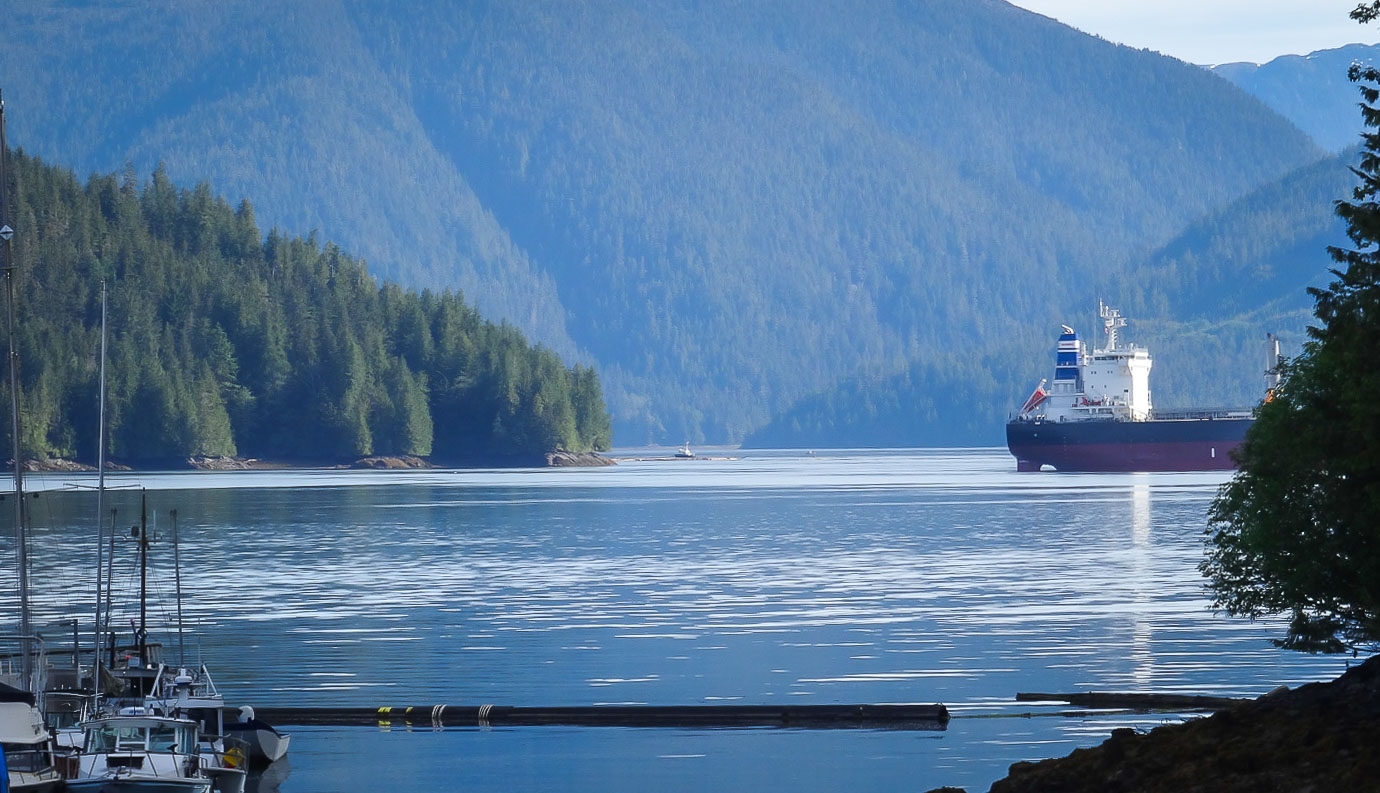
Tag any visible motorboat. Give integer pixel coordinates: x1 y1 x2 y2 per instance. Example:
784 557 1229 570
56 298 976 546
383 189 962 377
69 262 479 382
145 666 247 793
0 682 62 792
223 707 289 767
67 710 214 793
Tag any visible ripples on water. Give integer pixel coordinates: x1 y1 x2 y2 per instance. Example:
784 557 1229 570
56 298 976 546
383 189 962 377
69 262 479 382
4 449 1353 792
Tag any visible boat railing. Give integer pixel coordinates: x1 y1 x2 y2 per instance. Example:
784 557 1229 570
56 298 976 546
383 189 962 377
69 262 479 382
83 747 206 779
199 732 251 772
1 745 58 775
1150 406 1256 421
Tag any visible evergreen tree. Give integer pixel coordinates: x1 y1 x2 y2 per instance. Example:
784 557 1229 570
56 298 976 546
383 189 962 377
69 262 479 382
2 153 611 463
1203 27 1380 652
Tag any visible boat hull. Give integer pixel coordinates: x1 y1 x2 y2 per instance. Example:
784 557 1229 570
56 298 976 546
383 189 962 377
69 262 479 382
1006 417 1252 472
223 726 289 766
66 777 212 793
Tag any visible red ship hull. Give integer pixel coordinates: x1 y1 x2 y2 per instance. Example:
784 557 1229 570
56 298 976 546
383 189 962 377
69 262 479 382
1006 417 1252 472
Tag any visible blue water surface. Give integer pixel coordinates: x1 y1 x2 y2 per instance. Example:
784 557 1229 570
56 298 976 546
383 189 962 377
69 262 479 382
6 449 1353 792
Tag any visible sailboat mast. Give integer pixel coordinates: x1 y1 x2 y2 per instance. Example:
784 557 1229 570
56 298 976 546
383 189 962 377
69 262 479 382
92 280 107 686
138 489 148 665
0 89 33 689
172 509 184 667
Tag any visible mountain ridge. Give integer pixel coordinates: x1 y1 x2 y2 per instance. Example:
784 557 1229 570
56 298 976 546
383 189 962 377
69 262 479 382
0 0 1324 444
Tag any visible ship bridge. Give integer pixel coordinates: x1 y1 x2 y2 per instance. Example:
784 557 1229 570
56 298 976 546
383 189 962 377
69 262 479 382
1021 303 1153 423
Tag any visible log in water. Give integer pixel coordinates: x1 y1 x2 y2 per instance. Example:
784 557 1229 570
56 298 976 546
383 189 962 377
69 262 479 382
1014 692 1248 710
251 703 950 729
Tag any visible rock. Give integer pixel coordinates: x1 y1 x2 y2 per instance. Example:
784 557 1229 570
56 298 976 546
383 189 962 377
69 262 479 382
350 455 435 469
187 456 256 470
985 654 1380 793
545 450 616 467
20 458 96 472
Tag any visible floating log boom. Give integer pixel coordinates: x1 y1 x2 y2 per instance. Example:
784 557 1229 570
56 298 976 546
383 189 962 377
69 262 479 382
1015 692 1248 711
249 703 949 729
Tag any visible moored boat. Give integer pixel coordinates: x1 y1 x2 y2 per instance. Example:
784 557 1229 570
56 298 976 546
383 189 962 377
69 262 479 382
0 682 62 792
223 707 289 767
67 711 212 793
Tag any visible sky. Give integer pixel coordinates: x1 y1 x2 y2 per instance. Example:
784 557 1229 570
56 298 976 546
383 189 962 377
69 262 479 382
1007 0 1380 65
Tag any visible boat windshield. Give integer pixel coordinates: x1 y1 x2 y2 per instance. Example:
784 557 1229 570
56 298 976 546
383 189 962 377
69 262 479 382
85 722 193 753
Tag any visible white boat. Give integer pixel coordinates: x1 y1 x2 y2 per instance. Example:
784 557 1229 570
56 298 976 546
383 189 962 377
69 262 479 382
145 667 247 793
223 707 290 767
67 711 212 793
0 682 62 792
675 442 695 458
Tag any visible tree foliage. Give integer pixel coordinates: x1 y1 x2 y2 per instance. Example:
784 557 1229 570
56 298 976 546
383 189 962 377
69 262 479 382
1202 58 1380 653
0 152 611 463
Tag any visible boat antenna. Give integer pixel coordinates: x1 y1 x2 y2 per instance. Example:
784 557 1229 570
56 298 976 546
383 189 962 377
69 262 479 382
172 508 184 667
92 279 108 690
0 88 34 691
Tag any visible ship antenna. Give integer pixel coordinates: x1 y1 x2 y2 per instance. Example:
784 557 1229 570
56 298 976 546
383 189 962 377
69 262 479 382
1099 302 1126 352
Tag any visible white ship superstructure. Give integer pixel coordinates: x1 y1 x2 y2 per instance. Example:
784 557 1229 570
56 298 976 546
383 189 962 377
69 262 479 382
1021 303 1153 423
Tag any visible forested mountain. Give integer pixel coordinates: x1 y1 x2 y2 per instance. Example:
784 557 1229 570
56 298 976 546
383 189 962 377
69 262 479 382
1 152 611 464
1213 44 1379 152
747 148 1358 449
0 0 1324 444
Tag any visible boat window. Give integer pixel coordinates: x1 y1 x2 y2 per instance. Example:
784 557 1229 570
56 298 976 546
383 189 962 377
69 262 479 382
150 724 181 752
86 724 147 752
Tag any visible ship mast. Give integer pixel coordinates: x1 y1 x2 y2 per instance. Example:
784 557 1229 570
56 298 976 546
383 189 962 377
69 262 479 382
0 89 34 690
1099 301 1126 352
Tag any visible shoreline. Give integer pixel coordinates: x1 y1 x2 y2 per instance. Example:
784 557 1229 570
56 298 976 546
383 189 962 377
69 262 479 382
17 450 617 472
926 653 1380 793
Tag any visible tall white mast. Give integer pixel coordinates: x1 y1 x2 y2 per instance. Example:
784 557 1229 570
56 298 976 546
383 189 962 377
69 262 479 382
93 280 108 686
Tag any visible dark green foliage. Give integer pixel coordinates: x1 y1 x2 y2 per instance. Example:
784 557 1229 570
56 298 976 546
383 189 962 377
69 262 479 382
1202 62 1380 653
0 0 1324 444
0 152 610 462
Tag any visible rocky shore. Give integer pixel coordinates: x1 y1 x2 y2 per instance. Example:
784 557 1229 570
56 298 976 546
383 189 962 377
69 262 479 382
545 450 616 467
932 653 1379 793
348 455 435 469
21 451 616 471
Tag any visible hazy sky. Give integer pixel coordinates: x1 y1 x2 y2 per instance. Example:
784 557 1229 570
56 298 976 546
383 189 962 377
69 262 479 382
1008 0 1379 65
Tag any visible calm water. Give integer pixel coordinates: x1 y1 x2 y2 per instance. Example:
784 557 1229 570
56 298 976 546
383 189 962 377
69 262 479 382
6 449 1353 792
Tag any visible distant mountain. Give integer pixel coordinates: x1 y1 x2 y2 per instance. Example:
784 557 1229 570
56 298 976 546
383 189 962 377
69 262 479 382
1213 44 1380 151
0 0 1324 444
747 149 1359 449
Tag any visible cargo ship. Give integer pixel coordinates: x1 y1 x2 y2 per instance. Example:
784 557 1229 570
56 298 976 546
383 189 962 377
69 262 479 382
1006 304 1267 472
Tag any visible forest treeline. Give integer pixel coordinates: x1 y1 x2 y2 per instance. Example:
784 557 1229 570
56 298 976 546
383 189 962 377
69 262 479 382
2 152 611 463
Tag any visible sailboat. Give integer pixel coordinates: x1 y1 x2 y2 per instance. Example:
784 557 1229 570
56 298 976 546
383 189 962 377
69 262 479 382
67 497 223 793
0 88 65 793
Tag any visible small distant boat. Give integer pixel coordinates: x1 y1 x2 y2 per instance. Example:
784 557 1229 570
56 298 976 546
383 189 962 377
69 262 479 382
223 707 290 767
675 442 695 459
